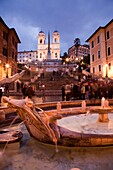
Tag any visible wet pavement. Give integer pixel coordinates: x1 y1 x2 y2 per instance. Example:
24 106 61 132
1 125 113 170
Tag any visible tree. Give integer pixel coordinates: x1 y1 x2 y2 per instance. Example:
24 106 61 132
81 54 90 71
74 38 81 59
83 54 90 65
61 52 69 64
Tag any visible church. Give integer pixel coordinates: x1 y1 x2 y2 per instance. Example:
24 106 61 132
38 30 60 60
17 30 61 64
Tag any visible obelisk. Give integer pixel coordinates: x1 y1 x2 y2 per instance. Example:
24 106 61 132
47 31 51 60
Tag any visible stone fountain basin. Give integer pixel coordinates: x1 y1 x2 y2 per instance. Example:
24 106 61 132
39 106 113 147
0 129 23 144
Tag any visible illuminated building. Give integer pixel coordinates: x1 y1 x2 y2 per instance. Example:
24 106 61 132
0 16 21 79
86 19 113 78
18 30 60 64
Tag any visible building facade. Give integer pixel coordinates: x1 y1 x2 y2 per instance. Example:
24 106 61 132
68 44 89 63
86 19 113 78
0 16 21 79
18 50 38 64
18 30 60 64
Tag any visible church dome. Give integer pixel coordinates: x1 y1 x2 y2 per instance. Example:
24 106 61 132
53 30 59 33
39 30 45 35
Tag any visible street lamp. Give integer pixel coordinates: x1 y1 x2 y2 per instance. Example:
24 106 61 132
65 57 69 64
42 84 45 102
74 38 81 63
6 63 9 78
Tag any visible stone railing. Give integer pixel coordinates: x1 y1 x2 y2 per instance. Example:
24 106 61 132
0 70 25 85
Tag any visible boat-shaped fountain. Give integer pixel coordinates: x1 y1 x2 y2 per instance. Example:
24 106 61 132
2 96 113 147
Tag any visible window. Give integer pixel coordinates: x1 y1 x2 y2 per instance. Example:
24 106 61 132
98 51 100 59
107 31 110 39
40 53 42 58
12 37 14 45
108 63 111 70
3 47 7 57
99 65 101 72
54 38 57 42
93 67 95 73
91 41 94 48
108 47 110 56
15 42 17 48
92 54 94 61
55 53 57 58
97 36 100 43
3 63 6 71
40 39 42 44
12 49 14 59
3 31 8 41
12 51 14 59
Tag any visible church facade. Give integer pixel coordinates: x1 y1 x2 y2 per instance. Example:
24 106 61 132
38 30 60 60
18 30 60 64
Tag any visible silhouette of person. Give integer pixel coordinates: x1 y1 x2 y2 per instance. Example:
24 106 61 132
0 88 3 104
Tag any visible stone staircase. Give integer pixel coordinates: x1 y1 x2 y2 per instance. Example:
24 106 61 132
2 70 85 94
34 72 76 90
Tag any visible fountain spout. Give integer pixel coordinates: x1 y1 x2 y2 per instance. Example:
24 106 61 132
82 100 86 110
101 97 105 108
98 97 111 122
57 102 61 112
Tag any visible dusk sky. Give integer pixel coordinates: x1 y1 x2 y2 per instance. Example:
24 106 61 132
0 0 113 55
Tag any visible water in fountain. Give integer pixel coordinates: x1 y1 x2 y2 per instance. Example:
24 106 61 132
57 98 113 135
0 115 24 157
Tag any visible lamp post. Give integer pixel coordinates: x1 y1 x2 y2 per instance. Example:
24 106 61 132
42 84 45 102
65 57 69 66
6 63 9 78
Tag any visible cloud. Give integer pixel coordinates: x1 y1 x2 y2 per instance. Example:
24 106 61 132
6 17 40 51
1 0 113 55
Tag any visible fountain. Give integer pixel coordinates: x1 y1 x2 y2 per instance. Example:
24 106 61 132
89 97 113 123
2 96 113 147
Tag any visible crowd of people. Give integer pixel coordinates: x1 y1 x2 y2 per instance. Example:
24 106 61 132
21 84 35 99
62 81 113 101
0 81 35 100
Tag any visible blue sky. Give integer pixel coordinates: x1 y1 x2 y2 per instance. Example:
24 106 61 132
0 0 113 55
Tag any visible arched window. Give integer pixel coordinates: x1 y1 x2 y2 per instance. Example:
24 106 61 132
40 39 42 44
54 38 57 42
40 53 42 58
55 53 57 58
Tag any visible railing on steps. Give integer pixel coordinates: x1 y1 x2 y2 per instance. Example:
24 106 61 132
0 70 25 85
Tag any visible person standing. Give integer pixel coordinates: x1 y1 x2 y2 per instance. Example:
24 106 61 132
81 84 85 100
5 83 9 94
22 84 28 98
61 85 65 101
25 86 35 99
0 88 3 105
